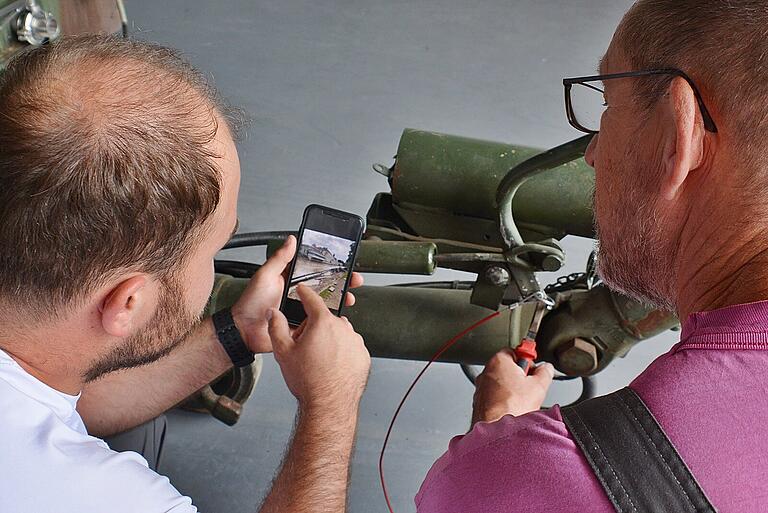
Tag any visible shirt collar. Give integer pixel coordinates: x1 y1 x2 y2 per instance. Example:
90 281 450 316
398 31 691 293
681 299 768 346
0 348 81 423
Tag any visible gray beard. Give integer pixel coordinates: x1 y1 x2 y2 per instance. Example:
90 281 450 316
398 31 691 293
593 177 677 313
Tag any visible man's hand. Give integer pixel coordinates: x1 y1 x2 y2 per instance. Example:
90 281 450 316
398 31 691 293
231 235 363 354
471 349 554 425
267 284 371 411
257 285 369 513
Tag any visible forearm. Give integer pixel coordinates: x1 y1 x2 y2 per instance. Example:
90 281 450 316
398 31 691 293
78 318 232 437
258 403 360 513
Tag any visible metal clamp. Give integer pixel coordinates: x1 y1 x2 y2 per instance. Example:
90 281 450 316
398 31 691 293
14 0 59 46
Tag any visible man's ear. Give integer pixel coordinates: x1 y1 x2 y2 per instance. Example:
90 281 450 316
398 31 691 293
661 76 705 200
98 275 152 338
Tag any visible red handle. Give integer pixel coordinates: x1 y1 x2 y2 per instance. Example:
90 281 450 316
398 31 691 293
514 338 537 376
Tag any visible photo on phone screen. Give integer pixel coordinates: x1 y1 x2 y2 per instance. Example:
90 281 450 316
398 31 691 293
286 228 356 310
281 205 364 325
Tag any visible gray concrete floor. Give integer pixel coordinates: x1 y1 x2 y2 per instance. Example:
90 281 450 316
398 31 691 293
125 1 679 511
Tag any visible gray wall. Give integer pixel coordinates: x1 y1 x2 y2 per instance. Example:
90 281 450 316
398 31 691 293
125 1 678 511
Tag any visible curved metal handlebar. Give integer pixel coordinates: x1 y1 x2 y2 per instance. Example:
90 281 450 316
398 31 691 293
495 134 594 249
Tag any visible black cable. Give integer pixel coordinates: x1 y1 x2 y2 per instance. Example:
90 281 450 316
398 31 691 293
223 231 296 250
574 375 596 405
460 364 481 384
214 260 260 278
392 281 474 290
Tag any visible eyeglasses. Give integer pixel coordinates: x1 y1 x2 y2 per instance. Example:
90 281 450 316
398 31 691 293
562 68 718 134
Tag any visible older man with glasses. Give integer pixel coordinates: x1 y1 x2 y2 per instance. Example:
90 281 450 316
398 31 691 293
416 1 768 512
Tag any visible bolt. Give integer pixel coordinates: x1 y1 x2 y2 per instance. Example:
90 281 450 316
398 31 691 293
485 265 510 287
200 387 242 426
541 254 564 272
556 337 598 375
210 396 243 427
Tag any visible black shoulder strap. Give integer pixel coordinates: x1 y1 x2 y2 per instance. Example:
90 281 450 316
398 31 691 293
560 387 717 513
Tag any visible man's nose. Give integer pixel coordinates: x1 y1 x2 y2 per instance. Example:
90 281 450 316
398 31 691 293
584 133 598 168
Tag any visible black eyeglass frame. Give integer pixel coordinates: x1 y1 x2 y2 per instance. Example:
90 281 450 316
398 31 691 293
562 68 718 134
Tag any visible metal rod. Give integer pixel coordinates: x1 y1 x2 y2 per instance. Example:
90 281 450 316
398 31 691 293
496 135 593 248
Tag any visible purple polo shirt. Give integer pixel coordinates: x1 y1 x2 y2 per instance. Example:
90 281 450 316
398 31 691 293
416 300 768 512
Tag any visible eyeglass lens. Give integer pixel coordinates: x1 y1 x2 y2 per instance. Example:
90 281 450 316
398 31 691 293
570 81 606 133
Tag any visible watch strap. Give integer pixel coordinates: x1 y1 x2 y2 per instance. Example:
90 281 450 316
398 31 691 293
212 308 255 368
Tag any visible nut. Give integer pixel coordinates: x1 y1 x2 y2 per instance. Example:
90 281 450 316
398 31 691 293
556 337 598 375
485 266 510 287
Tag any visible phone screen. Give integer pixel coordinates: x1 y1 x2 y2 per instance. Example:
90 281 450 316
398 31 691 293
281 205 364 325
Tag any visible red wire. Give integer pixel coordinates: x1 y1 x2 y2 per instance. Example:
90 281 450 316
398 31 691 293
378 309 503 513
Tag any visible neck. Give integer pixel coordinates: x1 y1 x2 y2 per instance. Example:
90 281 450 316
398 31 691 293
674 204 768 320
0 319 91 395
1 345 84 395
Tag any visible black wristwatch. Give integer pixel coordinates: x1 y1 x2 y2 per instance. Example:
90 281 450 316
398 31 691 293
212 307 255 368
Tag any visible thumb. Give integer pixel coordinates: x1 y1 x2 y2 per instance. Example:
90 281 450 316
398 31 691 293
267 308 294 354
260 235 297 276
530 362 555 387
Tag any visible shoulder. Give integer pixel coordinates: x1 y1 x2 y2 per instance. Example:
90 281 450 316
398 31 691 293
415 407 613 513
0 419 196 513
77 446 197 512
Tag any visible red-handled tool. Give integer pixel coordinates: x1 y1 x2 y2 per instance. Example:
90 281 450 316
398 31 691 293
514 303 548 375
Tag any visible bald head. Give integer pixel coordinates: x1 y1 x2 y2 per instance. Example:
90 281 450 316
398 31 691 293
0 35 239 317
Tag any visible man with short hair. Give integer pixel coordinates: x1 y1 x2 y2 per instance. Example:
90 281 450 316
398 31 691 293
0 35 370 513
417 1 768 511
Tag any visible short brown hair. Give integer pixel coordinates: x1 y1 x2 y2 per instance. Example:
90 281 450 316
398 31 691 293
616 1 768 162
0 35 236 318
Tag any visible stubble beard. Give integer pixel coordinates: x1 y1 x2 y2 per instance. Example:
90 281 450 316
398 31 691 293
593 156 677 312
83 274 203 383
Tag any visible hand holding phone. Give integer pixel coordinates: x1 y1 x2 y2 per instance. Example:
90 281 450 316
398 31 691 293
269 286 371 409
280 204 365 326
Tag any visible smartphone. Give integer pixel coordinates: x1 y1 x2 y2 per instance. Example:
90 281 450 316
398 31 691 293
280 204 365 326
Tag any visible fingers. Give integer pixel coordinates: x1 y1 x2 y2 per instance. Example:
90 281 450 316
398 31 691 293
488 348 524 375
530 362 555 387
291 319 308 339
296 284 331 319
260 235 297 276
349 272 364 289
343 272 363 306
267 308 294 354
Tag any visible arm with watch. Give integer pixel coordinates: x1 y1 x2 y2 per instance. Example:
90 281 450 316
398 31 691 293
77 235 363 434
77 237 370 512
77 236 291 435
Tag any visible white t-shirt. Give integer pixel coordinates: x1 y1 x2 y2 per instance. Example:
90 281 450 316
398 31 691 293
0 348 197 513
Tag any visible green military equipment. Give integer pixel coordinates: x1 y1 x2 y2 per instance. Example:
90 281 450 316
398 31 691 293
207 274 676 373
0 1 677 421
267 238 438 275
206 128 677 421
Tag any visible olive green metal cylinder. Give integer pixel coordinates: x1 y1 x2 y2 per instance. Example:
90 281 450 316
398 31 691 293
344 286 533 364
207 274 532 365
267 239 438 275
207 274 676 371
356 241 437 274
392 129 595 239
